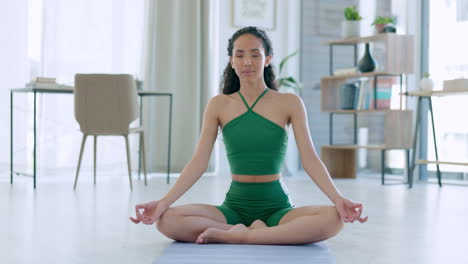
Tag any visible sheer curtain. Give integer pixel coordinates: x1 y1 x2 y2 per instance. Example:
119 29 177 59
141 0 219 175
0 0 29 171
32 0 145 172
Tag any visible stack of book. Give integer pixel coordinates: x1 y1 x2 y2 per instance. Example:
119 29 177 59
26 77 59 89
353 77 396 110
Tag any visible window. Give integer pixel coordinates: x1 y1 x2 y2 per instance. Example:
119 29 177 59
428 0 468 180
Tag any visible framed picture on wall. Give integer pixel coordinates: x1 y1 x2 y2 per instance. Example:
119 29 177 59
232 0 276 31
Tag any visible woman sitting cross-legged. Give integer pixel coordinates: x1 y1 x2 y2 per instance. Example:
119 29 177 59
130 26 368 245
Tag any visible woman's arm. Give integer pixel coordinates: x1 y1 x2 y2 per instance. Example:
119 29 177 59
287 94 344 205
160 95 222 206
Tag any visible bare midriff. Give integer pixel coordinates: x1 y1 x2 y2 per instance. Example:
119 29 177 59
231 173 281 183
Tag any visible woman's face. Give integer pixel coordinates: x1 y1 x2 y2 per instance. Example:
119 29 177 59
230 34 272 81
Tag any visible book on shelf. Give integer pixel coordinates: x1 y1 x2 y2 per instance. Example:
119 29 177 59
26 77 73 89
31 77 56 83
353 76 397 110
334 67 357 76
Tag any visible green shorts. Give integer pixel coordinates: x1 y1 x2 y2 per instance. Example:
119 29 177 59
215 179 295 227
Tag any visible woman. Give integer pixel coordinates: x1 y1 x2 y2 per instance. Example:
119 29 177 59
130 26 367 245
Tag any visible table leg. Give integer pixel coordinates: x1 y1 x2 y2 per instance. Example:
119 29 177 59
428 98 442 187
411 97 422 185
381 150 386 185
406 149 411 188
10 91 13 184
138 96 142 180
167 95 173 184
34 91 37 189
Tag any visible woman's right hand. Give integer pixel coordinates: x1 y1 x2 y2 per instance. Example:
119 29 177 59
129 200 170 225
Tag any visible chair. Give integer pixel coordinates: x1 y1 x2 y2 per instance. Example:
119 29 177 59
73 74 147 190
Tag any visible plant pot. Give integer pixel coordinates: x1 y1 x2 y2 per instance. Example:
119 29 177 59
420 77 434 91
341 20 360 38
374 23 387 34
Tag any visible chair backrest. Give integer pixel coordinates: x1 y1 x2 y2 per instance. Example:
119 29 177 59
74 74 138 135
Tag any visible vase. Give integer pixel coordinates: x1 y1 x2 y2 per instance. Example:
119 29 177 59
358 43 375 73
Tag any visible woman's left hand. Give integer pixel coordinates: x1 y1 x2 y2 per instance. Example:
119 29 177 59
335 197 368 223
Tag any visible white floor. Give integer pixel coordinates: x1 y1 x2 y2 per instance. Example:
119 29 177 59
1 169 467 264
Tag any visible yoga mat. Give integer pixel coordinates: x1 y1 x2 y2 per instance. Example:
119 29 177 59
154 241 335 264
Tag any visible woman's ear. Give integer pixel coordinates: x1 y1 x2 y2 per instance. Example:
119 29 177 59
265 55 272 67
230 57 234 69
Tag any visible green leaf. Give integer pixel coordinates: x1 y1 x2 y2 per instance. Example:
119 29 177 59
279 77 302 90
279 50 298 74
344 6 362 21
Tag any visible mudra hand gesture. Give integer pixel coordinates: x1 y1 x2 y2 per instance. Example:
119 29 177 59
130 200 169 225
335 197 368 223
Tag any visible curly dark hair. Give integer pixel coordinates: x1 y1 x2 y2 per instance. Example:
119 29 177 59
219 26 278 94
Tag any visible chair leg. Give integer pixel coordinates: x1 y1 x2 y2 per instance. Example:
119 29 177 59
140 131 148 186
94 135 97 185
74 134 88 190
124 135 133 191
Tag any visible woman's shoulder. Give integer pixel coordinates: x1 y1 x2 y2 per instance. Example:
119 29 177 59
271 90 303 108
205 94 233 113
209 93 232 105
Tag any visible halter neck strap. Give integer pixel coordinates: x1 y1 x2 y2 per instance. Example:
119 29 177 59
238 88 269 110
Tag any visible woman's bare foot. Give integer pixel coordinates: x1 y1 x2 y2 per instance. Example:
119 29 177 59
196 224 248 244
248 220 268 229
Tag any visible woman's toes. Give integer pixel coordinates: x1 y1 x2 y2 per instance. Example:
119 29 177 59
249 220 267 229
196 227 221 244
229 224 248 231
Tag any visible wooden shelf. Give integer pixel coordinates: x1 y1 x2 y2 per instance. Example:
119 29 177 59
321 33 407 45
322 144 409 150
416 160 468 166
322 109 394 113
321 72 401 81
402 90 468 97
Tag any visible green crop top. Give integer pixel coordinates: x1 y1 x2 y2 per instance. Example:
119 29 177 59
222 88 288 175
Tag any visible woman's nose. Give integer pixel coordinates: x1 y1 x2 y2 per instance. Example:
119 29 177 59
243 58 252 66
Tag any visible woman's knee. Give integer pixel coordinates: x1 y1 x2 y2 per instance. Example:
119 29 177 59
156 207 182 236
322 206 344 236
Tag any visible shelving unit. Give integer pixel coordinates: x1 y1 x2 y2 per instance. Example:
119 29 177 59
403 89 468 187
320 34 415 186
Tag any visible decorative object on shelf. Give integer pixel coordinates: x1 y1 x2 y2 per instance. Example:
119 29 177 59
443 78 468 92
382 25 396 33
357 43 375 73
136 78 143 90
340 82 358 109
419 72 434 91
341 5 362 38
277 50 302 93
371 16 396 34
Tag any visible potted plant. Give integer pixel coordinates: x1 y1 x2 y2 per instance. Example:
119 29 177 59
277 51 302 94
342 5 363 38
372 16 396 34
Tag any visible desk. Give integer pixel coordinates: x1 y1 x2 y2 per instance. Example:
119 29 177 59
404 89 468 187
10 87 173 188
